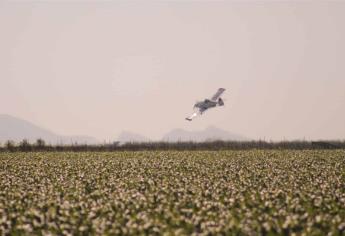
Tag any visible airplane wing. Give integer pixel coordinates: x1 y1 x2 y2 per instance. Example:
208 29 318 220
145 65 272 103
211 88 226 101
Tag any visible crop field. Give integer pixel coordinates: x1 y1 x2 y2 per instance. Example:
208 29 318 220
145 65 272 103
0 150 344 235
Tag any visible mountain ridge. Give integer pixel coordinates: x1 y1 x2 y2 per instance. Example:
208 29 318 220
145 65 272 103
117 131 150 143
0 114 98 144
162 126 248 142
0 114 248 144
116 126 248 143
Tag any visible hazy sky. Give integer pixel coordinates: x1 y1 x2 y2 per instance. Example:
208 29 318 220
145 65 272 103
1 1 344 141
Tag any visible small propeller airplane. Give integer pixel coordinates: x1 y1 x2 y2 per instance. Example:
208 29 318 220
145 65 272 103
186 88 226 121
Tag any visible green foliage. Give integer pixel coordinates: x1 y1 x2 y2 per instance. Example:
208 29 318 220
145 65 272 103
0 150 344 235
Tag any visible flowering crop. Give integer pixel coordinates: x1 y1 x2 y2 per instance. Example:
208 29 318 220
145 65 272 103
0 150 344 235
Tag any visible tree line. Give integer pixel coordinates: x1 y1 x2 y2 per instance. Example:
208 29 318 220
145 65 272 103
0 139 344 152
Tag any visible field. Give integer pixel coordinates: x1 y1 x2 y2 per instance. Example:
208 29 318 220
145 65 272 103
0 150 344 235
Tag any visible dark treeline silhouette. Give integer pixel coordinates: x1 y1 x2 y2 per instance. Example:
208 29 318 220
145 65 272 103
0 139 345 152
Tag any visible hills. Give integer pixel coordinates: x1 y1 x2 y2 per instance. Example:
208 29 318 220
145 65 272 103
0 114 98 144
117 131 150 143
118 126 248 143
0 114 247 144
162 126 248 142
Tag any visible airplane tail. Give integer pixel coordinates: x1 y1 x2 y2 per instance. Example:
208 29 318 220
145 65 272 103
218 98 224 106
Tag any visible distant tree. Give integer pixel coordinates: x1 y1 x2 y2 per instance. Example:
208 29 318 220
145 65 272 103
35 138 46 149
5 140 15 152
19 139 31 152
311 141 338 149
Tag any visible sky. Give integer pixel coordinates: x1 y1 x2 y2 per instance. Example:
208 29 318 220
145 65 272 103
1 0 344 141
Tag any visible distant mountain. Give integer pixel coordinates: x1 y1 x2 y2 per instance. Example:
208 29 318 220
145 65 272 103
117 131 150 143
162 126 248 142
0 114 98 144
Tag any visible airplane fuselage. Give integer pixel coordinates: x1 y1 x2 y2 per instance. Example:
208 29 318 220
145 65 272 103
194 99 218 111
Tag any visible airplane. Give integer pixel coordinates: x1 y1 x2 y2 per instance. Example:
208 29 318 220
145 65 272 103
186 88 226 121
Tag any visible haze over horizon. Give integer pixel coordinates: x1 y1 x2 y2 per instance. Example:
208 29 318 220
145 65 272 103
1 1 344 141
